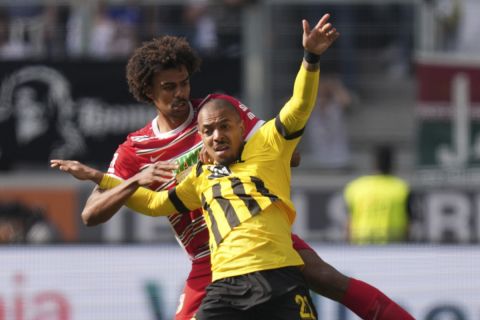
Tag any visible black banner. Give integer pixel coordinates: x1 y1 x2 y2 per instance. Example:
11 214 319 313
0 58 240 170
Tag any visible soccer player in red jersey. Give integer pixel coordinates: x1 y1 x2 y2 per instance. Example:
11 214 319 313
53 31 413 320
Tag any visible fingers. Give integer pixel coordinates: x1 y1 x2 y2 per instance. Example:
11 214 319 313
147 161 178 179
199 147 213 164
50 159 62 168
314 13 330 30
302 19 311 36
152 161 178 172
50 159 75 169
328 28 340 41
320 23 333 34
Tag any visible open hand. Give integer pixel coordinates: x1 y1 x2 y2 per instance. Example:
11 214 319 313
302 13 340 56
50 159 103 183
199 146 213 164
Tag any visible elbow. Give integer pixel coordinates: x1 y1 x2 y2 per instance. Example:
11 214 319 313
81 210 97 227
81 207 106 227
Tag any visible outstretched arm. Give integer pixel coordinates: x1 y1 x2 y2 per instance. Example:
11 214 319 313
50 159 178 225
279 13 339 134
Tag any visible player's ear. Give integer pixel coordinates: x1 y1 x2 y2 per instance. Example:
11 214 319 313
145 86 153 100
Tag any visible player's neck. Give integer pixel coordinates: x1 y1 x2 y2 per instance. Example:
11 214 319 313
157 113 188 132
156 117 184 132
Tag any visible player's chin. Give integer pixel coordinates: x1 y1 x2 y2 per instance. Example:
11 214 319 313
215 153 234 166
170 104 189 116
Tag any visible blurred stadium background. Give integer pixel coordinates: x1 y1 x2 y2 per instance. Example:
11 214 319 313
0 0 479 319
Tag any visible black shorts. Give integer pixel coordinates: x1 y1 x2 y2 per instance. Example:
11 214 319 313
194 267 317 320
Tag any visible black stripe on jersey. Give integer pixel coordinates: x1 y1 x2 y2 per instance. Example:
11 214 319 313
275 115 305 140
212 183 241 229
202 193 222 245
250 176 278 202
168 189 190 214
196 162 204 177
230 177 261 216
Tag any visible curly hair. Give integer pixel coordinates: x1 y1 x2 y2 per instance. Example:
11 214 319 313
126 36 201 104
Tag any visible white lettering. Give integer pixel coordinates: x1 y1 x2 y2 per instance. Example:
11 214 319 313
436 73 471 168
425 192 471 243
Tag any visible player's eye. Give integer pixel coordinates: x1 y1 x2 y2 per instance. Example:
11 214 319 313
161 84 176 91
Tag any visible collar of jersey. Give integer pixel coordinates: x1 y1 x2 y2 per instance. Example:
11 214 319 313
151 102 194 139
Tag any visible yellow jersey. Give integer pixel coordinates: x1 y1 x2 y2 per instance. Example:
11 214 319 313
344 174 410 244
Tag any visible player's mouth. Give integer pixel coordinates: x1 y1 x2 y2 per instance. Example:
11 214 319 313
172 100 188 110
214 144 229 155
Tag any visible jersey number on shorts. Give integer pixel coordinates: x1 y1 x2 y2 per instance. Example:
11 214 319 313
294 294 316 320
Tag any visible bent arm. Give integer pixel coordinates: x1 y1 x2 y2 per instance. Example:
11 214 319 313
82 186 126 226
97 175 178 217
82 175 168 225
78 160 177 226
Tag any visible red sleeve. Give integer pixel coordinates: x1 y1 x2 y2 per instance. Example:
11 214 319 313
209 94 263 139
291 233 314 251
106 139 140 180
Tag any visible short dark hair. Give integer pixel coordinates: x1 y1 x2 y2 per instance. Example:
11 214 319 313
126 36 201 104
375 145 394 174
200 98 241 121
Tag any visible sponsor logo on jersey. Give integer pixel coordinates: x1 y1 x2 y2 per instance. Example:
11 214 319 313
149 153 165 163
175 146 202 174
207 165 231 179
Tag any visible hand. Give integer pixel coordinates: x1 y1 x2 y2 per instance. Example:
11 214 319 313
302 13 340 56
50 159 103 183
134 161 178 187
198 146 213 164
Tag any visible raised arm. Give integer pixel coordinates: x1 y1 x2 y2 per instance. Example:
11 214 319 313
279 13 339 134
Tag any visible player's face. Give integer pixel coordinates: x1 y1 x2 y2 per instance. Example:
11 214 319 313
198 104 244 166
148 66 191 122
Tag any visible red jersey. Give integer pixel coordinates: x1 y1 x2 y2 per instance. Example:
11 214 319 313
107 94 263 273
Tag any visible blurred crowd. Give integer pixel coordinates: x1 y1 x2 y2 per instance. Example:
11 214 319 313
0 0 254 60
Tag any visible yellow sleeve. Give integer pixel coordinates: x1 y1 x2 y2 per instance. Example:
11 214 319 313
278 64 320 135
99 174 200 217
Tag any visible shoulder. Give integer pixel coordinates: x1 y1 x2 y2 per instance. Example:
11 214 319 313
345 175 370 190
392 176 410 190
124 120 155 144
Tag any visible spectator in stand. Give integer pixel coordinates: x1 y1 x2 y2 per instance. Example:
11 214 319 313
344 145 412 244
306 74 352 169
0 202 59 244
183 0 218 56
88 1 140 59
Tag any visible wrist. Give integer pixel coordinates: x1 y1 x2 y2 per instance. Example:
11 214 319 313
92 170 104 185
128 174 146 189
303 50 320 64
